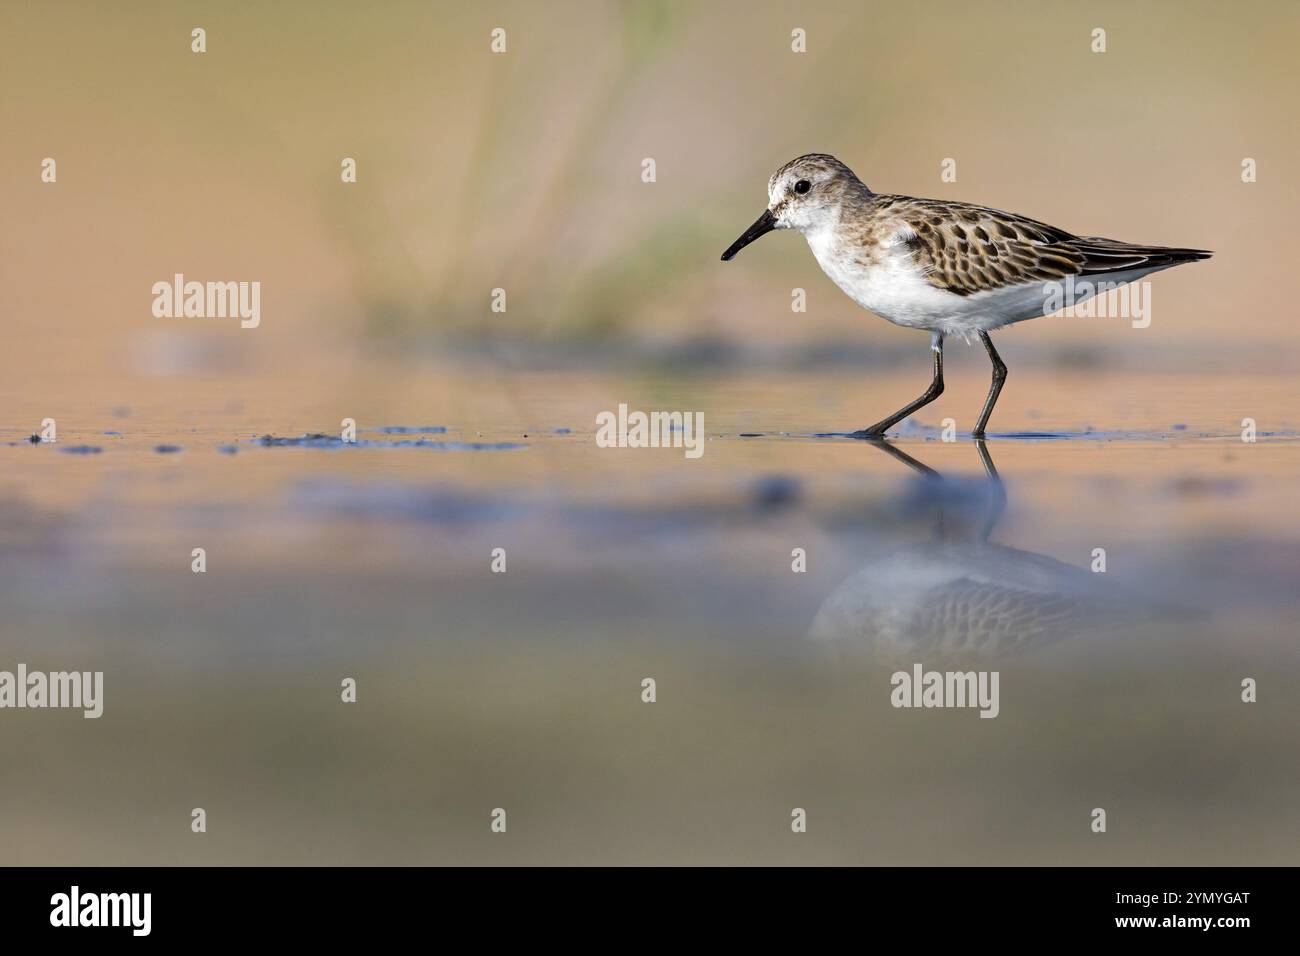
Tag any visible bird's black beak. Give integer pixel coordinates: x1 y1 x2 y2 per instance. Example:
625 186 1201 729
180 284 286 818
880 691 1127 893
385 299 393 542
721 209 777 261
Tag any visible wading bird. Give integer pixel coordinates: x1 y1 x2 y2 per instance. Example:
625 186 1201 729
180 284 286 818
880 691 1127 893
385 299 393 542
722 154 1211 437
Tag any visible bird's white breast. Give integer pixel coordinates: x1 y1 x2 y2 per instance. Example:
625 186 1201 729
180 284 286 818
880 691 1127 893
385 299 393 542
804 226 963 332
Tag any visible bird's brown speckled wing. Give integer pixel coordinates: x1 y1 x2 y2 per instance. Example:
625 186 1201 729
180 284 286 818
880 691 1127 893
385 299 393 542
908 577 1097 658
875 196 1211 297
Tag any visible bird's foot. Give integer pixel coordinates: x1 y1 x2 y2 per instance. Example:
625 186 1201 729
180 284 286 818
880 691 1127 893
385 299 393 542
848 428 888 441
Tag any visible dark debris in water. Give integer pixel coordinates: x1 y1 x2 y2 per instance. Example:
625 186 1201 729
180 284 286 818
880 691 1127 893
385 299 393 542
996 431 1074 440
217 445 239 455
154 444 183 454
751 474 802 510
290 479 792 533
254 433 524 451
292 480 521 524
378 425 447 434
60 445 103 455
258 433 338 448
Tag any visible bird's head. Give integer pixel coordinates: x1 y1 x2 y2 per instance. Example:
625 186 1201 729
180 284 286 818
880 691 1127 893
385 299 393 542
721 153 869 261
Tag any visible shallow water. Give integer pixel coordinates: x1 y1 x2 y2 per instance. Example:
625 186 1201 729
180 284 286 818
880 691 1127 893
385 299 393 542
2 364 1298 864
4 0 1299 868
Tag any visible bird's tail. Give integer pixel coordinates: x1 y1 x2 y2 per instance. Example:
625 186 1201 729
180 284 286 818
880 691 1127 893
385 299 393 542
1070 237 1212 275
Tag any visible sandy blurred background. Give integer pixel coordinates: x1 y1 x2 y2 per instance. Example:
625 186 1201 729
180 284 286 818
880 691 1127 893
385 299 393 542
2 1 1299 865
2 0 1296 392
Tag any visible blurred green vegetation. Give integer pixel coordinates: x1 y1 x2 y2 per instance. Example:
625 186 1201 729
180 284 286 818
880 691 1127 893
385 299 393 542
3 0 1295 366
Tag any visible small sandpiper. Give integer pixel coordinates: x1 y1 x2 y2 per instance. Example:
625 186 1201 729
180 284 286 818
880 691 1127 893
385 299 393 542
721 154 1211 438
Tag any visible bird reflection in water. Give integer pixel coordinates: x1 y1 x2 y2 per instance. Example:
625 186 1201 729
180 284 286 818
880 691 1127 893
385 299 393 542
809 440 1167 662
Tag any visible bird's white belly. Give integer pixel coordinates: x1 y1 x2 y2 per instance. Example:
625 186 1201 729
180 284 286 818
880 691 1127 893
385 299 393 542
803 228 1063 338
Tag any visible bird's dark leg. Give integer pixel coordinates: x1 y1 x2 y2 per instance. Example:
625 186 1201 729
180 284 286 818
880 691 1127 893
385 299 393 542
971 331 1007 439
851 332 944 439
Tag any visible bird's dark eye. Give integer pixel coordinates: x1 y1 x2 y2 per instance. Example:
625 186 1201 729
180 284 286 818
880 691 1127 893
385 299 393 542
794 179 812 195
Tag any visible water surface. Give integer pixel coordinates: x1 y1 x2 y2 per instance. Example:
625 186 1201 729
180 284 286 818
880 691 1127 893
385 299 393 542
1 365 1297 864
